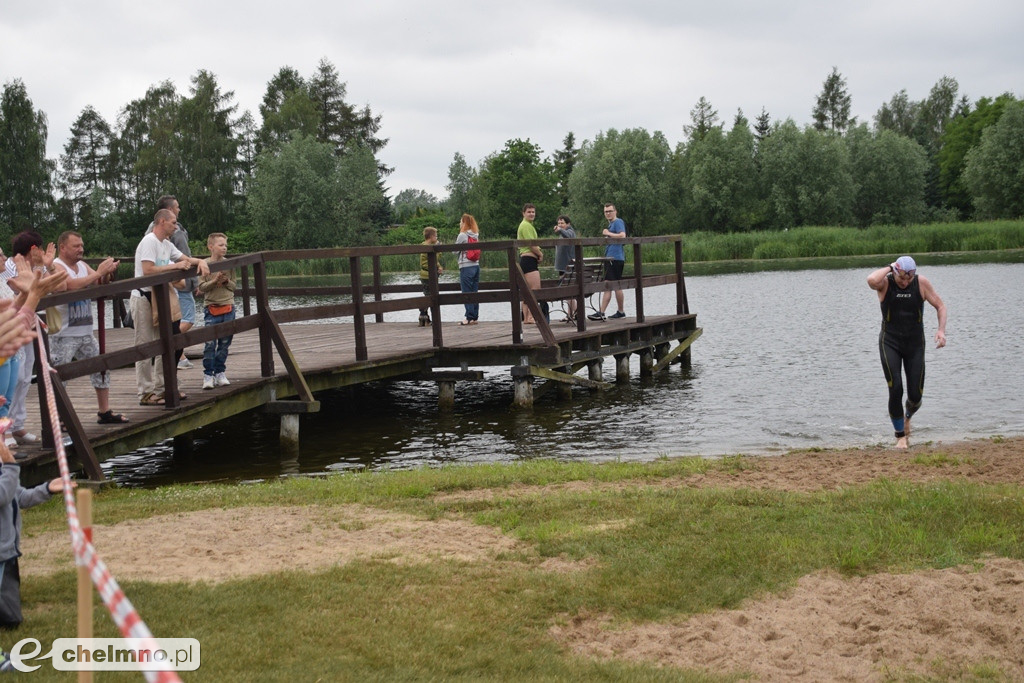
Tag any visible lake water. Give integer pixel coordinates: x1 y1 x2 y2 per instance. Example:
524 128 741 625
102 262 1024 486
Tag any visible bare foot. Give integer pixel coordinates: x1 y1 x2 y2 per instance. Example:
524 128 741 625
895 436 909 450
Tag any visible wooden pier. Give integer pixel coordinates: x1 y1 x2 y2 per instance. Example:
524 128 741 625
16 236 700 484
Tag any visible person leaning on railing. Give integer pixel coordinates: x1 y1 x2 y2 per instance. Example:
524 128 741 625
0 256 68 457
1 231 65 447
131 209 210 407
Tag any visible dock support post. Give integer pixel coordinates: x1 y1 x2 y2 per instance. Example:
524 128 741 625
556 366 573 400
280 414 300 449
615 354 631 381
438 380 456 410
587 360 603 383
639 349 654 377
513 376 534 408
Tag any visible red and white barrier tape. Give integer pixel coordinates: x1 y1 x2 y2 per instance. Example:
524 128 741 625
36 333 181 683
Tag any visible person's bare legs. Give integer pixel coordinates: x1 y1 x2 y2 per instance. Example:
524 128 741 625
96 387 110 413
522 270 541 323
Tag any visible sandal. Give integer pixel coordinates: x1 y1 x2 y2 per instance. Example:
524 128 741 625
459 320 471 326
97 410 130 424
139 393 165 406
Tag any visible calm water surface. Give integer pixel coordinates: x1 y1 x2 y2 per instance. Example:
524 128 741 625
103 263 1024 486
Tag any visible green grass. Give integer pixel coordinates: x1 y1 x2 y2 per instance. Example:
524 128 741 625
16 457 1024 681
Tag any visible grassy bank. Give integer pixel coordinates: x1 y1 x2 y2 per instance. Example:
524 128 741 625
19 451 1024 680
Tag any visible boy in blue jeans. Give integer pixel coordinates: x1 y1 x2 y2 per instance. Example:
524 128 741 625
198 233 235 390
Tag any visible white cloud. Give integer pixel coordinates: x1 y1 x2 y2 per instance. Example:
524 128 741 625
2 0 1021 199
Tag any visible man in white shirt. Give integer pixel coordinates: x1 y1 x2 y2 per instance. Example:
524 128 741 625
50 231 126 423
130 209 209 405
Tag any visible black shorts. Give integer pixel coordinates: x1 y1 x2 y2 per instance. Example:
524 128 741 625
520 255 539 274
604 260 624 281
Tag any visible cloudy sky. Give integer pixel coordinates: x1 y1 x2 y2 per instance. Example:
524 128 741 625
2 0 1021 200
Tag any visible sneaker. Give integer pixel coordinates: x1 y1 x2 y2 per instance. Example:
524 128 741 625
587 312 606 321
177 358 194 370
13 431 39 445
202 374 215 390
609 311 626 319
214 372 230 387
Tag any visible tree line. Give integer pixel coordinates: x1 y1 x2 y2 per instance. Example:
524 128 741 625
0 58 389 255
409 70 1022 238
1 65 1021 256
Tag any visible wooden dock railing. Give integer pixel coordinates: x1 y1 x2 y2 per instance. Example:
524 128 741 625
35 236 689 476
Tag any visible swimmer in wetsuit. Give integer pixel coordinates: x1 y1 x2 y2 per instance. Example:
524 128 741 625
867 255 947 450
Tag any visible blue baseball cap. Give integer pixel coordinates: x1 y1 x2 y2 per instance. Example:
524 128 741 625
895 256 917 273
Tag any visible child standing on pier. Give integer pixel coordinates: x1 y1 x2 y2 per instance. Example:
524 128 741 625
418 227 443 326
198 233 235 390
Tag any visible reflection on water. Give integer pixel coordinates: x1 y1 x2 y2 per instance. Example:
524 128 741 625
103 262 1024 487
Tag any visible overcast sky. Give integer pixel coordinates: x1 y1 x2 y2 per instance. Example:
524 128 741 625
2 0 1021 200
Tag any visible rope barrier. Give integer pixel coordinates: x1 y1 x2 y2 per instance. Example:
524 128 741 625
35 332 181 683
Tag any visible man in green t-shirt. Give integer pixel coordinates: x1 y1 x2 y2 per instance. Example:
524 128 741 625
516 204 546 323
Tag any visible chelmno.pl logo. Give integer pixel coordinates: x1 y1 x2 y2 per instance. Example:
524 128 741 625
6 638 200 672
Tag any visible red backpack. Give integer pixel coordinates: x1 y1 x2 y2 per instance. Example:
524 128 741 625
466 234 481 262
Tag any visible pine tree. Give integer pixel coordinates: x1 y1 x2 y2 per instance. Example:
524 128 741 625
172 70 240 236
754 107 772 144
0 79 54 231
60 105 113 220
552 132 579 207
684 96 720 142
812 67 854 133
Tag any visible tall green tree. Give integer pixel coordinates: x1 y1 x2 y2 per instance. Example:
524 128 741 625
392 188 440 224
914 76 961 208
474 138 558 236
0 79 54 233
109 81 179 220
674 117 762 232
753 107 772 147
812 67 854 134
683 96 720 142
846 124 927 225
444 151 475 217
938 94 1017 216
874 89 919 138
257 67 317 153
248 133 386 249
308 58 387 162
914 76 960 152
236 110 258 197
759 120 854 228
567 128 673 235
963 101 1024 219
552 132 579 207
172 70 241 237
59 105 113 220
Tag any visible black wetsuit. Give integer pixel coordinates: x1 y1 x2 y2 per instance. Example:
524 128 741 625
879 273 925 434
